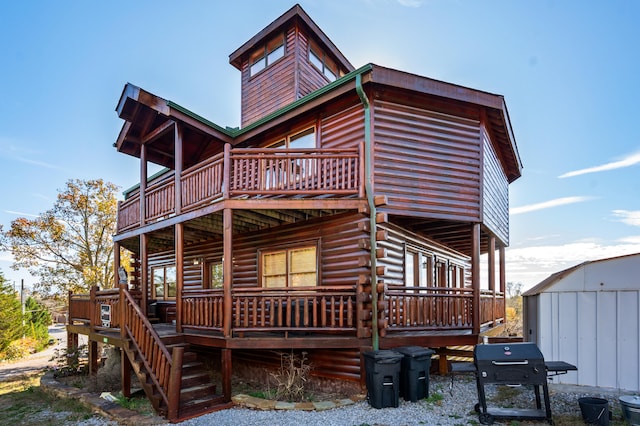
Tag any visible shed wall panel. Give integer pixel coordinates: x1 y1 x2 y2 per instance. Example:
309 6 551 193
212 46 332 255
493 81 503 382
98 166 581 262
617 291 640 391
596 291 617 388
576 292 596 386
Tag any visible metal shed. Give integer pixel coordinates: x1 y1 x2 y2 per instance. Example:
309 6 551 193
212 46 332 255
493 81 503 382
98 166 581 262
522 253 640 392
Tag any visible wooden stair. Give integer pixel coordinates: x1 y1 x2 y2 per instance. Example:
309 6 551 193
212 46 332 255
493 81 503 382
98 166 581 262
120 287 230 422
163 337 230 421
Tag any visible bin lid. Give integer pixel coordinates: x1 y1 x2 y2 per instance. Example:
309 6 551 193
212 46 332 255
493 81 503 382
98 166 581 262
619 395 640 408
395 346 435 358
363 350 403 362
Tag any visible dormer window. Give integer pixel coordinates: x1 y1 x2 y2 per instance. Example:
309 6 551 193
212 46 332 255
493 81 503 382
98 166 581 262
309 40 338 82
250 33 285 76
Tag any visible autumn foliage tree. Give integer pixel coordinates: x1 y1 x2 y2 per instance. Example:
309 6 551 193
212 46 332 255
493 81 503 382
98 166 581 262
1 179 119 295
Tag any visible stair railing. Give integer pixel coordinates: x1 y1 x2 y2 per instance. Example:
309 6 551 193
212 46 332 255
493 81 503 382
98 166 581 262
119 284 183 420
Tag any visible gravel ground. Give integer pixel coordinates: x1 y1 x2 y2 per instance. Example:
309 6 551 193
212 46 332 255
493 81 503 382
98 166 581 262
176 375 629 426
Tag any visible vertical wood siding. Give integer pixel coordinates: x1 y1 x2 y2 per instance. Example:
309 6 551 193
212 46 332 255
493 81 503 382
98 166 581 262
373 100 482 221
481 127 509 244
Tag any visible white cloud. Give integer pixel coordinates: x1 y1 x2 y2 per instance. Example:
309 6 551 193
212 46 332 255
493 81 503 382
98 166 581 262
510 196 594 215
397 0 423 6
559 151 640 178
612 210 640 227
618 235 640 244
4 210 39 218
505 240 640 291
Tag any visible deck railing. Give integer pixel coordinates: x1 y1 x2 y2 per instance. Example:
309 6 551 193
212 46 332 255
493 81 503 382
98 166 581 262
180 287 358 335
231 286 357 333
480 289 505 326
384 287 475 331
68 292 91 324
117 146 362 232
181 289 225 331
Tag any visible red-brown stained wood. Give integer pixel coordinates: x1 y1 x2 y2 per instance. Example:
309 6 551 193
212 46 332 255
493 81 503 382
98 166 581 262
373 100 482 222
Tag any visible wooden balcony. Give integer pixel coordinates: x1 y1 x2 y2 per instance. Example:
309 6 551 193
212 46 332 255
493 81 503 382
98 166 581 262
117 145 363 233
68 284 504 341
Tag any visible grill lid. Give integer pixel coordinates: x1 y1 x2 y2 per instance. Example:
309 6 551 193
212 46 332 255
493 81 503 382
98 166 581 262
474 342 544 363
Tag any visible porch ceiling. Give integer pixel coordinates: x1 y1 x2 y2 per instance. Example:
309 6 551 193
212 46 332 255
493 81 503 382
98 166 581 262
117 207 344 254
392 216 498 257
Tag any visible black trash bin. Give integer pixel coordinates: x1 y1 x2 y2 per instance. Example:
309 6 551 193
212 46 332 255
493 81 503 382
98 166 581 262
396 346 435 402
363 350 403 408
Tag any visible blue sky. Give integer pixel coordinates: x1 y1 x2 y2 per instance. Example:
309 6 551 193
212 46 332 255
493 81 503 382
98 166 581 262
1 0 639 291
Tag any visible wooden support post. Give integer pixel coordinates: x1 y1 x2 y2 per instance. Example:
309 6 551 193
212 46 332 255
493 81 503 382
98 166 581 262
488 236 496 327
114 241 121 289
140 143 147 225
499 245 506 320
223 144 231 199
176 223 184 333
140 233 148 319
89 285 97 332
438 348 449 375
174 123 183 215
221 348 232 403
88 340 99 376
67 331 78 353
472 224 481 335
223 208 233 337
120 283 127 340
167 346 184 421
121 348 131 398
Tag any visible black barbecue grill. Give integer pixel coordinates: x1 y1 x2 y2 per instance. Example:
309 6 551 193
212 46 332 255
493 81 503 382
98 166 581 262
452 342 577 425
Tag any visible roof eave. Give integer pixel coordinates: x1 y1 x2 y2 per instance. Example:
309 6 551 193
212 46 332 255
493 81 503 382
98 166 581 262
229 4 354 72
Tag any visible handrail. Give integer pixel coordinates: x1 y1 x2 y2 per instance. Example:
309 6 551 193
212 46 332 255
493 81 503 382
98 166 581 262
116 146 364 232
120 285 180 418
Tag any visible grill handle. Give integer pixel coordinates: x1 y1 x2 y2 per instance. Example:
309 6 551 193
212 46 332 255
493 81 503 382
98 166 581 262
491 360 529 366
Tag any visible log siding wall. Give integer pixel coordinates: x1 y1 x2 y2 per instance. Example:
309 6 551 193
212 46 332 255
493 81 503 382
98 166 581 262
373 100 482 221
481 126 509 244
142 213 370 296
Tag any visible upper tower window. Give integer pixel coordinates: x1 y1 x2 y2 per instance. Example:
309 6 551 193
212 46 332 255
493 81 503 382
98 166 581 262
250 33 285 76
309 40 338 82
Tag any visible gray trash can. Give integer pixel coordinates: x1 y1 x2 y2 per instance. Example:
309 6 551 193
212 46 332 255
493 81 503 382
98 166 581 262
396 346 435 402
363 350 403 408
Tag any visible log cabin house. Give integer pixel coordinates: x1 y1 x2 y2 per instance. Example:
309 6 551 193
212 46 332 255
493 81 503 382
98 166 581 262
66 4 522 421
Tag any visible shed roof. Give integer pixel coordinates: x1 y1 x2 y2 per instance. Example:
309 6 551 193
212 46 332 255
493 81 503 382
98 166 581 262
522 252 640 296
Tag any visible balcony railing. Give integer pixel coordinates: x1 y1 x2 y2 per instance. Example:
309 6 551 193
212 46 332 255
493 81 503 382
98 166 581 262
117 145 363 232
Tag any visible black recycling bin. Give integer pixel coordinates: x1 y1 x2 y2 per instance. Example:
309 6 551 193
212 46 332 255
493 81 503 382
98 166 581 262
363 350 403 408
396 346 435 402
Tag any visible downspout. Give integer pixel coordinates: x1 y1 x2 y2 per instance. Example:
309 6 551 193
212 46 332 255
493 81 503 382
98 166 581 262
355 71 379 351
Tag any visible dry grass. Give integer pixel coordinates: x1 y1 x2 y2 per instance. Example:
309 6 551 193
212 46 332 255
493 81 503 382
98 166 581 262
0 373 98 425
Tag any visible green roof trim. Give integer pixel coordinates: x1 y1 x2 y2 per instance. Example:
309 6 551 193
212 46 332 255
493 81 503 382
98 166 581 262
234 64 373 137
163 64 372 140
166 101 235 136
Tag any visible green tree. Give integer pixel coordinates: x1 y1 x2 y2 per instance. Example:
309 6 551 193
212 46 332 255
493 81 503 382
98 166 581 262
1 179 119 295
24 296 51 350
0 271 23 353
